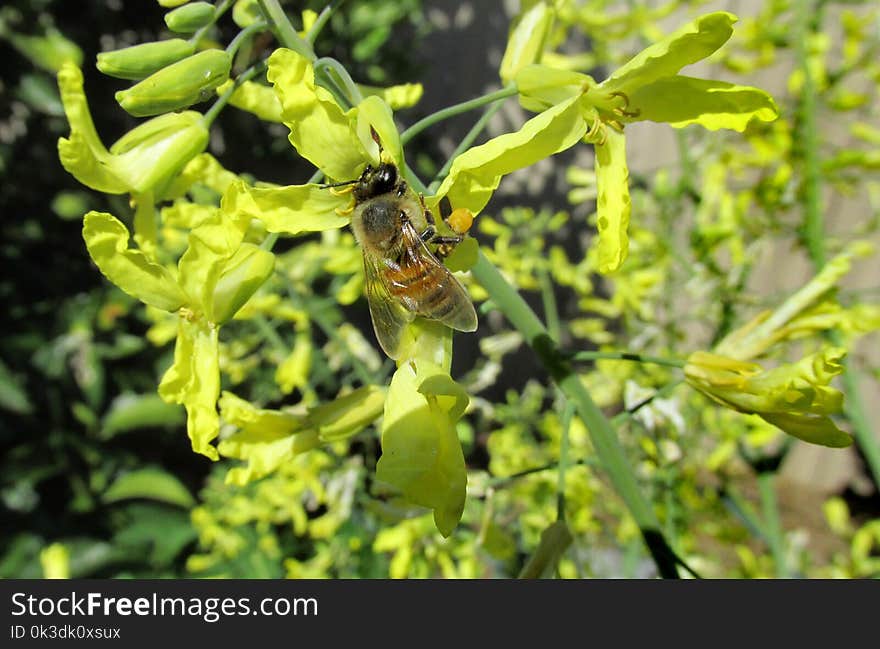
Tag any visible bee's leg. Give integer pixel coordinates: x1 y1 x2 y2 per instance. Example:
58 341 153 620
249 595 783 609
419 207 437 242
420 224 436 242
431 235 463 246
396 181 407 197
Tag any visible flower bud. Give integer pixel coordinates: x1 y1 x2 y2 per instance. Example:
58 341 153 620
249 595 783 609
164 2 216 33
211 244 275 324
115 49 232 117
97 39 195 80
110 111 209 194
499 1 554 83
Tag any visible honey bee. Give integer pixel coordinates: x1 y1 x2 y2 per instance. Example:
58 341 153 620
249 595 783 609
328 161 478 359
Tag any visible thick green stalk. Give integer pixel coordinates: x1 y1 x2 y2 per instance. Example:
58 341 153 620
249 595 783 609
757 472 788 578
400 85 518 145
796 0 880 488
471 251 680 578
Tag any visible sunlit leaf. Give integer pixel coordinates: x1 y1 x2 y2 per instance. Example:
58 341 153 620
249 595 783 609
103 468 195 508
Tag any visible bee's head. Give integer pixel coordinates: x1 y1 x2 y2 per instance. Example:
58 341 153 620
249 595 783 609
354 162 398 203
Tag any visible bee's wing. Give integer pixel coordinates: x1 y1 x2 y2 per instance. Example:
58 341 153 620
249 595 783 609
363 251 415 359
399 222 478 333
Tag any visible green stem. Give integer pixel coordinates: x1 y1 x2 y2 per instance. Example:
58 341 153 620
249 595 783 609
257 0 315 59
307 0 341 43
190 0 233 45
314 57 363 106
253 315 288 355
202 60 267 127
612 380 684 426
225 21 267 59
720 484 767 542
400 85 518 146
556 401 574 521
470 250 680 578
539 267 561 342
571 350 685 369
795 0 880 489
757 471 788 578
428 97 506 194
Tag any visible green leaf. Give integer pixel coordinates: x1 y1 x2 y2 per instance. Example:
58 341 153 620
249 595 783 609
2 26 83 73
82 211 187 312
101 393 184 438
600 12 738 97
222 180 349 234
0 359 32 415
627 76 778 131
594 128 631 273
267 48 369 181
433 93 587 217
158 319 221 460
103 468 195 508
376 360 468 537
500 1 554 83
